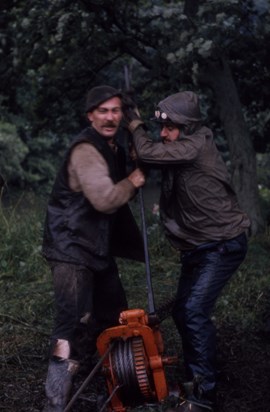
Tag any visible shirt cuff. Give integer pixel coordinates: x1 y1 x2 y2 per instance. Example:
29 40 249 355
128 119 145 133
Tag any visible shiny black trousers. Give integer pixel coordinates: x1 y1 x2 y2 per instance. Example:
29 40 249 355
172 232 248 399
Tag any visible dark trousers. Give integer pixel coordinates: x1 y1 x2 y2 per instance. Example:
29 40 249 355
49 258 128 360
172 232 248 399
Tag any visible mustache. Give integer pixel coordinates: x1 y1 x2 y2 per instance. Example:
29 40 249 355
103 122 117 127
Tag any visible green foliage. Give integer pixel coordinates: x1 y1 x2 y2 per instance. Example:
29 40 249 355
0 121 29 183
0 121 67 191
2 0 269 138
0 0 269 198
22 131 70 192
257 153 270 188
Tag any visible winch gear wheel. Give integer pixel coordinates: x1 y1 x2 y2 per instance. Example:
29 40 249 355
109 336 155 406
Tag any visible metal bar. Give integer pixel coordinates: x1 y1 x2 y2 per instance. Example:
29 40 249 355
138 187 155 314
98 384 122 412
64 343 114 412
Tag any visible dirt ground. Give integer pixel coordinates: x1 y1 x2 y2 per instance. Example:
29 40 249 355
1 182 270 411
1 322 270 412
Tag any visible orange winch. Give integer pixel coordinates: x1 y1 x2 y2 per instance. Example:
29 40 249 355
96 308 178 412
96 188 180 412
63 189 180 412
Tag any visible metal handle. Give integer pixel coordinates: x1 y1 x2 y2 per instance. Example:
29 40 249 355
138 187 155 315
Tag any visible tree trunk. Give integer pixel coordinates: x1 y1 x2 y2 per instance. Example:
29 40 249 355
200 58 265 234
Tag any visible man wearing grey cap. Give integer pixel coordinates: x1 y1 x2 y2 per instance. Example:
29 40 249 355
42 85 145 411
123 91 250 412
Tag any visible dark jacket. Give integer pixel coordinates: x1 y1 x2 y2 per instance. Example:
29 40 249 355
42 127 144 270
132 125 250 250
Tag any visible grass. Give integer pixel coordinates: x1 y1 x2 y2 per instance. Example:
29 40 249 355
0 190 270 411
1 189 270 354
0 192 53 356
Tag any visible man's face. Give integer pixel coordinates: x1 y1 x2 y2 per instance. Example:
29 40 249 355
160 124 180 143
87 96 122 140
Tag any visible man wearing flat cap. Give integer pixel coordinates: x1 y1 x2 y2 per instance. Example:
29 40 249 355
42 85 145 411
123 91 250 412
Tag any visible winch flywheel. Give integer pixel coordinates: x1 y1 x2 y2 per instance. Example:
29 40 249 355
110 336 154 405
96 308 178 412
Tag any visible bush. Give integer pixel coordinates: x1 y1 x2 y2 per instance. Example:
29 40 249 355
0 121 70 193
0 122 29 185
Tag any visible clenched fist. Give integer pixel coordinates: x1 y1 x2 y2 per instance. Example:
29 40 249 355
127 168 145 188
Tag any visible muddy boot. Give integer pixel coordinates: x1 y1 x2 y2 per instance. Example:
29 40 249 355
43 358 79 412
166 377 215 412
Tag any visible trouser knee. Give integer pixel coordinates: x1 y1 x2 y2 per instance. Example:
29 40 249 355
50 338 71 360
50 316 100 362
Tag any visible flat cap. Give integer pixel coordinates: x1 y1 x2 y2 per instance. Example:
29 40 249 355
85 85 122 113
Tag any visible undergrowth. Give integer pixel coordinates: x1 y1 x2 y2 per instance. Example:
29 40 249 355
0 191 270 411
0 191 53 358
1 192 270 355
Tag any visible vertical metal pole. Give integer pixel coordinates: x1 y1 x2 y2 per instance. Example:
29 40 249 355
138 187 155 314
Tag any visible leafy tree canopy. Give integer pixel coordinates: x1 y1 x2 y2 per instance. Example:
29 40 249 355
1 0 269 138
0 0 269 225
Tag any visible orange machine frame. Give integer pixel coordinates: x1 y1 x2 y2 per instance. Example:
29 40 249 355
96 308 178 412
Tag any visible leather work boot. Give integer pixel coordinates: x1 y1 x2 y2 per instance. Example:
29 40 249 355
43 358 79 412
